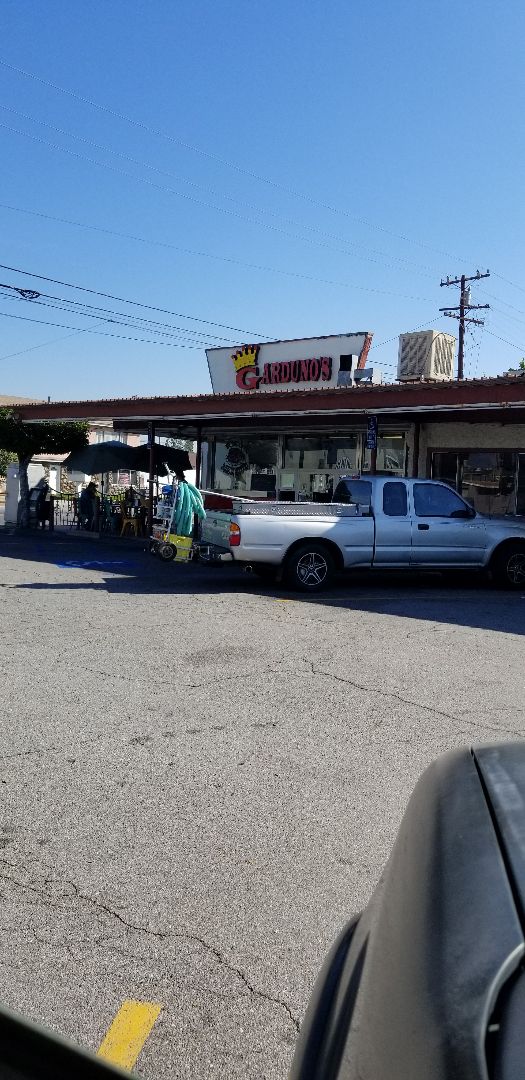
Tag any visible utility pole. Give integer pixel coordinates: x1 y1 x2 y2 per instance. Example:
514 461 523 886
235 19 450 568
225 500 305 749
439 270 490 379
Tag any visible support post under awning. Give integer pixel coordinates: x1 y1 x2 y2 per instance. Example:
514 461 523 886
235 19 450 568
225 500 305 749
147 421 156 534
195 426 202 489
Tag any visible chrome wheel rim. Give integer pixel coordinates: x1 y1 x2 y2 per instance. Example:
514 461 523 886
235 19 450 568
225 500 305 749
507 553 525 585
297 551 328 586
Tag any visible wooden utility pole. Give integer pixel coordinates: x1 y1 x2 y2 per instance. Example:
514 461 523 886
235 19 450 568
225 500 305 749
439 270 490 379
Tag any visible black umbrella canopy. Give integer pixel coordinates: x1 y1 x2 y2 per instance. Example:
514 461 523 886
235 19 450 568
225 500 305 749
63 441 134 474
130 444 192 475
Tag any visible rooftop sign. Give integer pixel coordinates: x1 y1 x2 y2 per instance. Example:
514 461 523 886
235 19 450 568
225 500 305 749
206 333 374 394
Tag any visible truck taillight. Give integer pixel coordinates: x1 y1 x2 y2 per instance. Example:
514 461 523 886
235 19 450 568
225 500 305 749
229 522 241 547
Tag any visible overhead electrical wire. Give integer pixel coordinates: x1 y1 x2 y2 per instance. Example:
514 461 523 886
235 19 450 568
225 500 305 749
0 104 438 278
0 284 239 343
483 328 525 353
0 260 273 337
0 55 470 264
0 308 207 348
0 120 442 279
492 273 525 295
0 322 106 364
0 250 437 306
3 56 523 319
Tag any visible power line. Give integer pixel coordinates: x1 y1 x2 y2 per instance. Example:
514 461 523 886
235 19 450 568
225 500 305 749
483 328 525 353
0 308 208 348
0 323 103 363
0 104 438 278
477 286 525 317
373 317 443 349
0 55 469 264
0 242 437 305
0 260 273 336
0 284 236 343
0 120 443 278
492 273 525 295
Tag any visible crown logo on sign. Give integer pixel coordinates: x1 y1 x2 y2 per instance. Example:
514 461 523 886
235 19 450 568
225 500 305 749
232 344 259 372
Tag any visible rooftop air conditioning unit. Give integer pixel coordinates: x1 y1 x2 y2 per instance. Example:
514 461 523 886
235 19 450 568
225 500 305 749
397 330 456 382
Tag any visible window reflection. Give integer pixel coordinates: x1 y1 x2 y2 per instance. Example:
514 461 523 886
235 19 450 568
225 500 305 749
214 438 278 495
362 434 405 475
432 451 517 515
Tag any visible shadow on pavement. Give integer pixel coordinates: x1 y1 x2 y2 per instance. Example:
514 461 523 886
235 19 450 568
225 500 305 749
1 529 525 636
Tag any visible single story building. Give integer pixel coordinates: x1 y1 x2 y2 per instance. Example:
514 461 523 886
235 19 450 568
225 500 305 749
15 371 525 517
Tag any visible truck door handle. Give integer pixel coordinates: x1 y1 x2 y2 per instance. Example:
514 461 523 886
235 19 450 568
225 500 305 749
418 523 430 531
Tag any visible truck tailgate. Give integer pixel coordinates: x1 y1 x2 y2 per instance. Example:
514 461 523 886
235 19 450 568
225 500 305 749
200 510 233 551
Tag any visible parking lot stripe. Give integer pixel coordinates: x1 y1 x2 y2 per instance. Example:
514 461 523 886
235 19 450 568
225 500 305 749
97 1001 162 1070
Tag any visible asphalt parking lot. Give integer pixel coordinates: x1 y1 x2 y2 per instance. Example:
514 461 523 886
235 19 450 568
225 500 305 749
0 529 524 1078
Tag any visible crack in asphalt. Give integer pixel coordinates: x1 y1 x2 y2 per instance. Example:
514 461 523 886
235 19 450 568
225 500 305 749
179 929 300 1031
0 862 300 1031
308 663 525 738
0 732 106 764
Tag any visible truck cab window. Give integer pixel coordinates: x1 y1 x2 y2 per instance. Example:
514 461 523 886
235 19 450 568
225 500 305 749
383 482 408 516
414 483 472 518
333 479 372 507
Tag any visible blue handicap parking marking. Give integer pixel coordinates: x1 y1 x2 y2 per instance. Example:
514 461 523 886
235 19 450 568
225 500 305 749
55 559 137 570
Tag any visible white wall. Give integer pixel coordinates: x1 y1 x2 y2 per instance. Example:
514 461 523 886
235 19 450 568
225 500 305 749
5 463 45 524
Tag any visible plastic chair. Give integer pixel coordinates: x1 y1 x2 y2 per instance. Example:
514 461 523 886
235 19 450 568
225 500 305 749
120 514 139 537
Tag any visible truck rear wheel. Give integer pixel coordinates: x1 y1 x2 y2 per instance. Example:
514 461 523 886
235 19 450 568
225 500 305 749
285 543 335 592
493 543 525 589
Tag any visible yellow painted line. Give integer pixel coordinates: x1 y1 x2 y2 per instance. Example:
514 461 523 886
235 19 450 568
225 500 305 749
98 1000 162 1070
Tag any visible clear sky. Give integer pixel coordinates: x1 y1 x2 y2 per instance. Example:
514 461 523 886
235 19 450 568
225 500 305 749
0 0 524 400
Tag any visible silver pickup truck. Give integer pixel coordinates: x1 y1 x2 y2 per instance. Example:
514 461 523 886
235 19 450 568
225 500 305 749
199 476 525 592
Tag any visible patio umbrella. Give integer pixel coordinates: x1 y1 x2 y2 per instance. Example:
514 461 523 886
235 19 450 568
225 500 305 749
63 441 135 474
129 444 192 475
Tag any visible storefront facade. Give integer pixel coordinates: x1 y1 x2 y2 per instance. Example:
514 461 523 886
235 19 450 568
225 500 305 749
16 366 525 518
206 428 407 501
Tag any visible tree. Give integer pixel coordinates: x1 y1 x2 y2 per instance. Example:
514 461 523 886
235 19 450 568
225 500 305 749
0 409 89 527
0 449 16 477
166 436 195 452
520 359 525 371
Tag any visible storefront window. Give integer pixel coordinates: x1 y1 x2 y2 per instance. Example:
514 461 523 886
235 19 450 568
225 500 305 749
431 451 458 490
432 451 517 515
283 435 359 501
461 452 516 515
362 434 406 476
213 437 278 496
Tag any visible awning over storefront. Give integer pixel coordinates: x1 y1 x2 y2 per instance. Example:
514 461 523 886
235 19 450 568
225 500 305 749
14 374 525 432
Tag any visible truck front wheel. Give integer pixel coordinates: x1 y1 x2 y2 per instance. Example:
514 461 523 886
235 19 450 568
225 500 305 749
285 543 335 592
492 542 525 589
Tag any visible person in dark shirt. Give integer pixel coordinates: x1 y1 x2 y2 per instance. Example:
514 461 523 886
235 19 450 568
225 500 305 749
79 481 98 530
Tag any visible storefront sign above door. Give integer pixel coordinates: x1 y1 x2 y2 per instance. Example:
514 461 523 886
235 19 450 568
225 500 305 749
206 333 376 395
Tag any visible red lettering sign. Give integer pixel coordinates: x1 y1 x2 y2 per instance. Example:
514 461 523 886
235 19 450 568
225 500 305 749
320 357 332 381
232 350 334 390
236 366 261 390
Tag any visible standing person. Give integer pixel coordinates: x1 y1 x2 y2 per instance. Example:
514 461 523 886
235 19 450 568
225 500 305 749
35 481 52 529
79 481 98 530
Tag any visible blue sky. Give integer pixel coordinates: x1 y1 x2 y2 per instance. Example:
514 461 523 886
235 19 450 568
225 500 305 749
0 0 524 400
